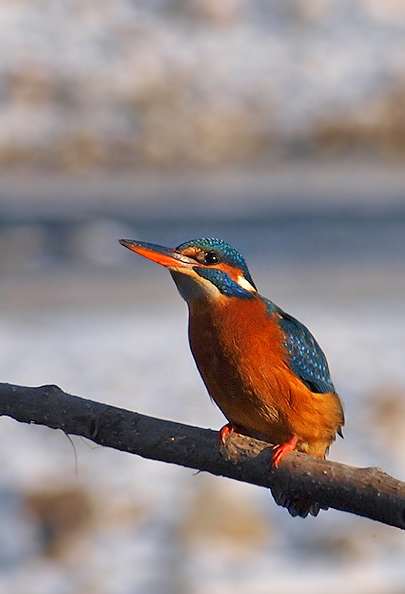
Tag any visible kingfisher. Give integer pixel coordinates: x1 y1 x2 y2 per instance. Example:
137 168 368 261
120 237 344 517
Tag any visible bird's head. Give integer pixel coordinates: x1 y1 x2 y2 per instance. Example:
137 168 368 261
119 237 257 302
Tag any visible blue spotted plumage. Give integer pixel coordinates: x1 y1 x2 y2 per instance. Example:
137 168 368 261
261 297 335 394
194 267 255 299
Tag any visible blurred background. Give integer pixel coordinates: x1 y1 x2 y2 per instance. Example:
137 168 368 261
1 1 405 593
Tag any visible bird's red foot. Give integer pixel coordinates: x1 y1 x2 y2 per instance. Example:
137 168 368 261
272 435 299 468
218 422 240 444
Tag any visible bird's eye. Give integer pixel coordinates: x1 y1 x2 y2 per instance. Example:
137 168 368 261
204 251 220 265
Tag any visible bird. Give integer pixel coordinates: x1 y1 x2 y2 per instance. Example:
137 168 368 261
119 237 344 517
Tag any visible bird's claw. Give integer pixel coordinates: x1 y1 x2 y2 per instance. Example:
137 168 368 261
271 435 299 468
218 422 239 444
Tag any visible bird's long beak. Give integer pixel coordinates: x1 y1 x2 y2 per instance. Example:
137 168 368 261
119 239 195 268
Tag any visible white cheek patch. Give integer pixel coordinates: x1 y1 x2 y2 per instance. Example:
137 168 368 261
237 275 257 292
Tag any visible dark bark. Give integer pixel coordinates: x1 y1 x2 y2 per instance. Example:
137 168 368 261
1 382 405 529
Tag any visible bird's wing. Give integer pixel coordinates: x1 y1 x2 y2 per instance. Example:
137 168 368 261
277 310 336 394
262 298 335 394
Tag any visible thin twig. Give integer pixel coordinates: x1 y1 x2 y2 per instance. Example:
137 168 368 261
1 382 404 529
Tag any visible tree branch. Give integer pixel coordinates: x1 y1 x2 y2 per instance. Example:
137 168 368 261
1 382 404 529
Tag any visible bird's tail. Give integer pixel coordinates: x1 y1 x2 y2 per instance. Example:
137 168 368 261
270 486 327 518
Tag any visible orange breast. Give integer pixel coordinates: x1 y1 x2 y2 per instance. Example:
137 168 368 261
188 296 343 457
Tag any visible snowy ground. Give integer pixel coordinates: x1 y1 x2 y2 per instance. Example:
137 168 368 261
1 1 405 166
